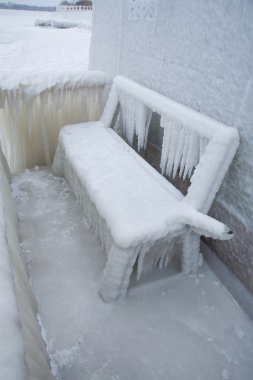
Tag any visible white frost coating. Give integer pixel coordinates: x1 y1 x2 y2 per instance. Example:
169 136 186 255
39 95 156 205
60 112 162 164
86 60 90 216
0 145 55 379
0 71 111 172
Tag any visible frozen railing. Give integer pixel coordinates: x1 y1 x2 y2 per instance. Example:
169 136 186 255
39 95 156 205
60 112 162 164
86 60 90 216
0 71 111 172
102 76 239 215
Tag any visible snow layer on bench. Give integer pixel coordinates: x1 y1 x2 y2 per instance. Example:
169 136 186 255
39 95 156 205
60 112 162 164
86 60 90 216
59 123 187 247
12 168 253 380
58 123 231 248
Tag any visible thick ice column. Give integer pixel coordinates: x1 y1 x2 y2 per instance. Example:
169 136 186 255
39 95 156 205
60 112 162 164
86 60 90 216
99 244 138 302
181 230 200 274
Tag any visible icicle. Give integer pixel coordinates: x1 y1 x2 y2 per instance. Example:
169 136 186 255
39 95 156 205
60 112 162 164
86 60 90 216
0 90 6 109
160 114 173 175
27 99 34 136
125 94 135 145
40 92 51 165
144 108 152 148
117 91 151 150
172 124 185 178
182 131 200 179
135 100 151 151
160 116 203 180
166 121 181 177
137 248 146 281
179 127 191 178
114 113 121 134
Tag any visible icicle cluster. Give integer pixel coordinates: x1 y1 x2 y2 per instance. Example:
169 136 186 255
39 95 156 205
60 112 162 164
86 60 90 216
118 90 152 151
136 237 177 281
0 83 105 172
160 114 209 180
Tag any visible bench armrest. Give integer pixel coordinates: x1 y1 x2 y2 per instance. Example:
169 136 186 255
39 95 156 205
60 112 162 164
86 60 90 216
182 209 233 240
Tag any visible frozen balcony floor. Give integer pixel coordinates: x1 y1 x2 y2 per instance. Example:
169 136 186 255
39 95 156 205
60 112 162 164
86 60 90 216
12 168 253 380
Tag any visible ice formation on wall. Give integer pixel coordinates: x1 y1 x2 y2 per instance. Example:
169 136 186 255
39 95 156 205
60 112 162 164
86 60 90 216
0 71 111 172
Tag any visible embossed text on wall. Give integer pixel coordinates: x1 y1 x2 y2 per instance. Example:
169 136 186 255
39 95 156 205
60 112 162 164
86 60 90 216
128 0 157 21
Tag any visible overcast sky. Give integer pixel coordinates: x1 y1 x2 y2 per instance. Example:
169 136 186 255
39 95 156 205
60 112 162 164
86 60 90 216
14 0 60 6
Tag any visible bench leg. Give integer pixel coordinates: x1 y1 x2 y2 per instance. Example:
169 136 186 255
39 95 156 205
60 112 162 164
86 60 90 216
181 231 201 274
99 244 138 302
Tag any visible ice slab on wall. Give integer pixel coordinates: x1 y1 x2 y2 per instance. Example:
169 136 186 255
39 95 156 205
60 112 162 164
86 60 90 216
0 71 111 172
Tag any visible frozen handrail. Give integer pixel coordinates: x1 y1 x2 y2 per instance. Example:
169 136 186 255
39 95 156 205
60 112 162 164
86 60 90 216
108 76 237 139
101 76 239 213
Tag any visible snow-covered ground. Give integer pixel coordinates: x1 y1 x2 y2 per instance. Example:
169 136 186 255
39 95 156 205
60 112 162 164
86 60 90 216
0 10 91 72
12 168 253 380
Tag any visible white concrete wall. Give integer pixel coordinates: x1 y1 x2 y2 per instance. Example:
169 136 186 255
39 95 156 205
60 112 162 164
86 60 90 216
89 0 253 292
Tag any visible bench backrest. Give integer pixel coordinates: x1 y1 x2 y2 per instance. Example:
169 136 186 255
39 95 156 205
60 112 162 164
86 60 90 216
101 76 239 214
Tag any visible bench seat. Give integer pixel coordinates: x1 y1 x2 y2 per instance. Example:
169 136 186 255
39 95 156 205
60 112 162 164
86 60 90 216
56 122 187 248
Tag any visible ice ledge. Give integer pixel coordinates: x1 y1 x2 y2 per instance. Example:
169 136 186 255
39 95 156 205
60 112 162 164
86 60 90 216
0 70 112 97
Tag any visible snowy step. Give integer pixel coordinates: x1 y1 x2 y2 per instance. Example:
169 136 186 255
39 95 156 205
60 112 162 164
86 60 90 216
52 75 239 302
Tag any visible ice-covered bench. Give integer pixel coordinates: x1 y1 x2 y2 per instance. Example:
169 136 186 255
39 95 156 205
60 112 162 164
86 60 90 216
52 76 239 302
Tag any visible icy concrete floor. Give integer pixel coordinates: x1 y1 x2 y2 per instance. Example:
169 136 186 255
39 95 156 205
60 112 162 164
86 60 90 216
12 168 253 380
